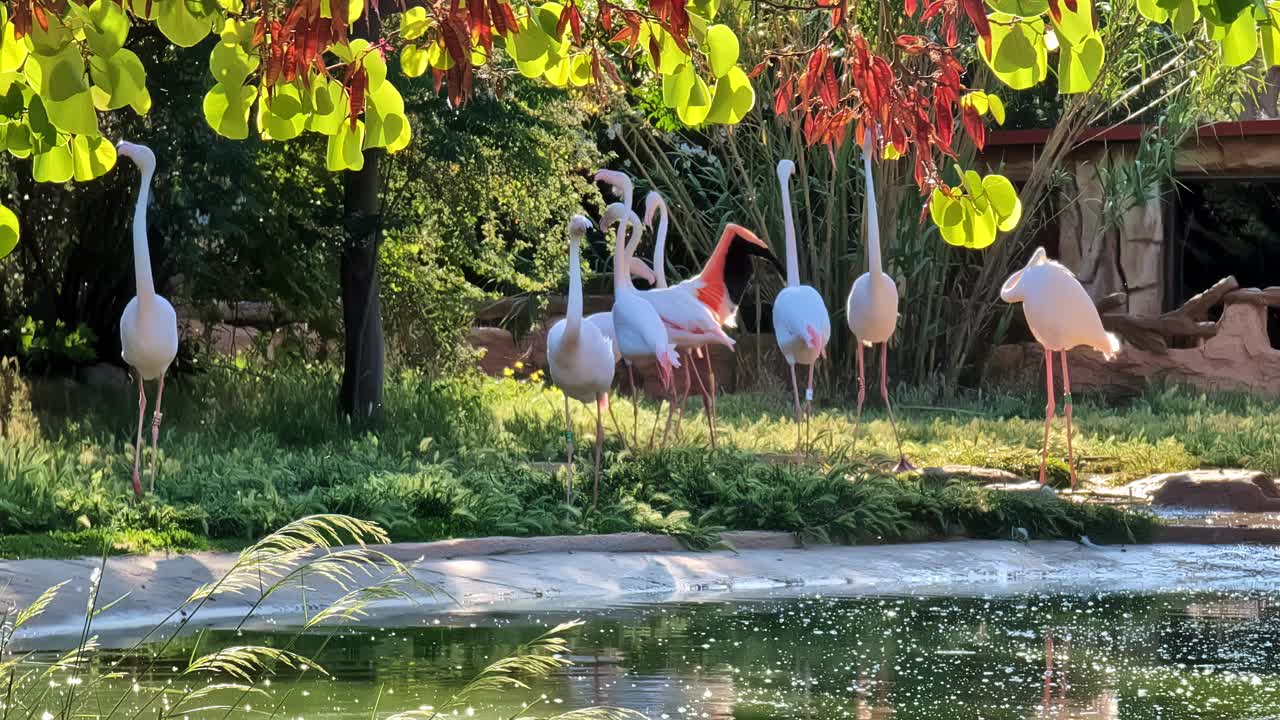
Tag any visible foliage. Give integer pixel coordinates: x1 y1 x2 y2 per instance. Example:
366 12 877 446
13 366 1277 557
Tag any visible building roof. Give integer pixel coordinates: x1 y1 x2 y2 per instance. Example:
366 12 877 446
986 118 1280 147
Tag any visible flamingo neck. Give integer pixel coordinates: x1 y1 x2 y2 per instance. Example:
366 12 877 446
613 217 634 295
565 228 584 342
780 169 800 288
863 144 883 278
133 168 157 304
654 198 669 288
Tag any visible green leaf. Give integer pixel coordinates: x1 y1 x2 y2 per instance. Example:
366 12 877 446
71 133 116 181
129 0 159 20
692 0 719 20
326 119 365 171
941 199 999 249
930 188 964 228
1170 0 1199 33
306 78 347 135
258 83 306 140
158 0 213 48
986 0 1049 12
210 35 258 86
535 2 570 50
1219 9 1259 66
5 122 31 157
570 53 593 86
26 95 58 151
1049 0 1094 45
203 82 257 139
1057 30 1104 94
658 27 688 75
982 174 1021 231
350 39 387 90
705 24 739 77
675 74 712 127
988 94 1006 124
401 44 430 77
543 54 572 86
1136 0 1169 22
963 170 989 213
89 49 147 111
85 0 131 58
400 6 430 40
0 18 27 73
363 81 405 149
30 46 98 137
663 63 695 108
705 65 754 124
33 141 74 183
1263 3 1280 66
1208 0 1254 23
386 111 411 153
0 203 17 259
979 13 1048 90
27 11 71 55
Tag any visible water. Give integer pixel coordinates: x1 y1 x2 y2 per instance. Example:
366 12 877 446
25 591 1280 720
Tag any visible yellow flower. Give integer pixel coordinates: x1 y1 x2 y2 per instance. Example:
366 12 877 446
502 367 515 377
514 361 525 370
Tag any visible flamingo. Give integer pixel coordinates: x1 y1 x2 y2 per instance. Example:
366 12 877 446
1000 247 1119 489
602 202 681 444
635 190 737 447
772 159 831 456
847 127 912 472
116 141 179 499
547 215 615 506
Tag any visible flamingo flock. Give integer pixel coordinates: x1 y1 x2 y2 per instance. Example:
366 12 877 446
546 136 1116 500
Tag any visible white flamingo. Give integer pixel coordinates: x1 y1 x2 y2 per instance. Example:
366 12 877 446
772 159 831 456
1001 247 1120 489
847 127 912 471
547 215 615 506
602 202 681 437
117 141 179 499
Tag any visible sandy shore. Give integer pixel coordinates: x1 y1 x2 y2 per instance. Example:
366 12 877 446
3 532 1278 648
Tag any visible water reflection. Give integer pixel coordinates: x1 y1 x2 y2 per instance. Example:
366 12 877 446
24 591 1280 720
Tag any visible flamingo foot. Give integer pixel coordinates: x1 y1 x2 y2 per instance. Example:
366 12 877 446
893 456 916 473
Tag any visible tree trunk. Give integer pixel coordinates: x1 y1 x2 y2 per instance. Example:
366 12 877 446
338 151 385 420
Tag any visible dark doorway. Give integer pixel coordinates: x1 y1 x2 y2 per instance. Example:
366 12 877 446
1170 180 1280 349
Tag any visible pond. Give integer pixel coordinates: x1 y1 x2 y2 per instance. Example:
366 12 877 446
33 590 1280 720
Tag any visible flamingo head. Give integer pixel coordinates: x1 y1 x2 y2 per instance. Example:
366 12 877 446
643 190 665 226
116 141 156 175
567 214 593 240
594 169 633 202
601 202 630 235
776 159 796 183
627 256 657 285
1000 247 1050 304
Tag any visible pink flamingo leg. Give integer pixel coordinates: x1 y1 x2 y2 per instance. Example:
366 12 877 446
789 363 802 460
563 394 576 502
131 374 146 500
851 343 866 452
805 362 817 455
689 355 714 447
673 360 691 442
606 394 628 452
704 351 718 447
1040 347 1057 486
594 394 607 509
879 343 913 472
627 363 639 446
148 375 166 493
661 353 688 448
1061 351 1077 491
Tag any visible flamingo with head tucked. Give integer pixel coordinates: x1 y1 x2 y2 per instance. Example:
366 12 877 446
116 140 179 499
548 215 614 506
1001 247 1120 489
847 127 911 472
772 159 831 457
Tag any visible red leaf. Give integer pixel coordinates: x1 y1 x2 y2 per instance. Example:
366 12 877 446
819 62 839 107
921 0 944 21
433 67 445 92
569 3 582 44
602 56 623 84
648 33 661 69
469 0 491 40
748 60 768 79
347 67 368 128
609 26 635 45
599 1 613 32
1047 0 1063 23
896 34 926 54
556 2 571 36
961 104 985 151
960 0 992 56
32 4 48 31
904 0 917 16
488 0 508 34
773 78 793 116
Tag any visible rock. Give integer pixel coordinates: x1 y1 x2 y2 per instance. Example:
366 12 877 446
466 327 519 376
1146 470 1280 512
923 465 1028 485
79 363 129 386
986 481 1056 495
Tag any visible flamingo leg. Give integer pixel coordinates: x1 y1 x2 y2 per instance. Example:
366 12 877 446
594 394 606 509
880 343 913 472
789 363 802 460
661 352 686 448
689 355 713 447
148 375 166 493
131 373 146 500
704 351 718 449
851 343 866 453
564 393 575 503
627 363 639 447
805 362 816 457
647 397 663 451
1040 347 1057 486
606 395 628 452
673 360 691 442
1061 351 1077 491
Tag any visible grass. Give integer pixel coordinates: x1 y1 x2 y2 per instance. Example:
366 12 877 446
3 363 1273 557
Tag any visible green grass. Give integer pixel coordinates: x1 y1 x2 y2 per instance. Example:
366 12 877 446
4 364 1271 557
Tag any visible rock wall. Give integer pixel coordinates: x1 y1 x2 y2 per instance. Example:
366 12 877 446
988 299 1280 396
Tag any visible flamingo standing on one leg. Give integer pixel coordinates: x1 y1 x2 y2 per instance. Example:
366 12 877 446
548 215 616 506
772 159 831 458
1000 247 1119 489
117 141 179 499
847 127 912 472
